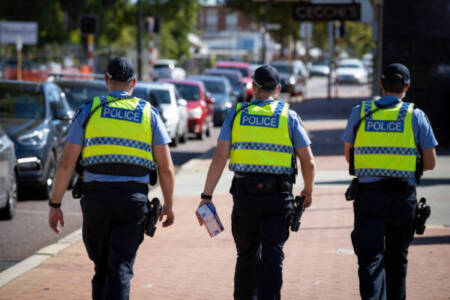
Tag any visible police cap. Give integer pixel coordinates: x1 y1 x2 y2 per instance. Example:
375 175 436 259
382 63 410 85
253 65 280 91
106 57 136 82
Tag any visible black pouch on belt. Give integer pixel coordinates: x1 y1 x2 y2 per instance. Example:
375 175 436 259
242 175 277 195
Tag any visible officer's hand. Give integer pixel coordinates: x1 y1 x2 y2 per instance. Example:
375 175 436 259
300 189 312 208
159 206 174 227
196 199 213 226
49 207 64 234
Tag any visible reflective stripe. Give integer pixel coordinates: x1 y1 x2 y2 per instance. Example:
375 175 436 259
229 163 293 174
81 154 157 170
365 101 410 121
355 168 415 178
84 137 152 153
230 142 293 154
354 146 418 156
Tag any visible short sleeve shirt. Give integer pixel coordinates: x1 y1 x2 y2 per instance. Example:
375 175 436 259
66 90 171 183
218 98 311 148
342 95 438 184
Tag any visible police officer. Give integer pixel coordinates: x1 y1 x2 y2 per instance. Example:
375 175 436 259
48 57 175 300
196 65 316 300
342 63 437 300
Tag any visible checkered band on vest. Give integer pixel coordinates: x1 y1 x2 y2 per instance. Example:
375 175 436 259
230 142 293 154
81 154 157 170
354 146 418 156
355 168 415 178
229 163 293 174
84 137 152 153
242 101 285 116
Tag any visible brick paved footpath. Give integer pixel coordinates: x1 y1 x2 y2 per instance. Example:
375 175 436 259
1 124 449 299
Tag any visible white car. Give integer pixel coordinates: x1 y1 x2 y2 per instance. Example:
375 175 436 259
335 59 369 85
133 82 188 147
152 59 186 81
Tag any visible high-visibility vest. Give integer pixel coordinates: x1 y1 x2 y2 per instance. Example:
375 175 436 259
81 95 157 176
354 100 417 179
229 100 294 175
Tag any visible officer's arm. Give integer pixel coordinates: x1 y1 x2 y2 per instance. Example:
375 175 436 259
296 145 316 196
422 147 436 171
203 140 230 195
153 144 175 209
344 142 353 163
51 142 82 204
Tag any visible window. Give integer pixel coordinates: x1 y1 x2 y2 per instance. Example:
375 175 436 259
226 13 238 31
206 9 218 32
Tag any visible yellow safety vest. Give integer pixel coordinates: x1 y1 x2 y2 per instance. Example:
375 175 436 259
229 100 294 175
81 96 157 176
354 100 417 179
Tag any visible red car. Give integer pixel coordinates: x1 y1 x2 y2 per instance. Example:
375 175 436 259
159 79 214 139
216 61 253 100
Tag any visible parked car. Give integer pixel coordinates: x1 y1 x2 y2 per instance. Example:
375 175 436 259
0 80 74 199
215 61 253 100
204 69 246 102
188 75 234 126
152 59 186 81
308 61 330 77
0 124 17 219
133 82 188 146
271 60 308 96
54 79 107 110
335 58 369 85
159 79 214 139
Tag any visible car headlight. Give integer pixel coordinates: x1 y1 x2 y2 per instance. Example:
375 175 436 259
354 73 361 79
289 76 296 85
17 129 49 146
188 106 203 119
224 102 232 109
246 81 252 89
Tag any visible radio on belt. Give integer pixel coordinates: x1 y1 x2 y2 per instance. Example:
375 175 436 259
197 202 224 237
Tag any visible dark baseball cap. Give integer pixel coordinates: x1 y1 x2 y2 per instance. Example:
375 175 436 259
106 57 136 82
253 65 280 91
381 63 410 85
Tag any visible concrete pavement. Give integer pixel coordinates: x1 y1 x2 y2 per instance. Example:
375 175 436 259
1 118 449 299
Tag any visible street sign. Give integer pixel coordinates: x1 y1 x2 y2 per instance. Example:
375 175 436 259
292 3 361 21
266 23 281 30
0 21 38 45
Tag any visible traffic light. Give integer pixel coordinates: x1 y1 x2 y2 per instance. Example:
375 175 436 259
80 16 98 35
339 21 346 38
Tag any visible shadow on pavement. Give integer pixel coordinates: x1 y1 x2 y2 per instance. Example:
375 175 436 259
291 97 365 120
412 235 450 245
171 147 216 166
420 178 450 186
309 128 345 156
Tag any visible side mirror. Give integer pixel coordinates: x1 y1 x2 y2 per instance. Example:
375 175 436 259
56 111 73 121
177 99 187 106
206 97 215 105
232 91 240 97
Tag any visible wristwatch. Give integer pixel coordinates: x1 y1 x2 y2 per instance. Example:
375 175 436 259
201 193 212 201
48 201 61 208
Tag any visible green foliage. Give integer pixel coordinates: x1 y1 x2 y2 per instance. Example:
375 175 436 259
340 22 374 58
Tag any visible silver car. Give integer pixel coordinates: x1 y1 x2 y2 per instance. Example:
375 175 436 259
133 82 188 147
0 124 17 220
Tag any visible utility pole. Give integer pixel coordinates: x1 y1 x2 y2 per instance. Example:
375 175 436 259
261 2 268 64
327 21 334 101
372 0 383 97
136 0 143 80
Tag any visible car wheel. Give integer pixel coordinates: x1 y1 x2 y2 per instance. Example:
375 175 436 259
0 171 17 220
196 126 204 140
179 129 187 143
206 125 211 138
40 152 56 200
170 132 179 147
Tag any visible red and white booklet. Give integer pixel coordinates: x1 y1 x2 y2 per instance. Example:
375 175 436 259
196 202 224 237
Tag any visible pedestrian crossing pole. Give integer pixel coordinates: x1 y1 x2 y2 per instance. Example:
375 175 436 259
87 34 94 69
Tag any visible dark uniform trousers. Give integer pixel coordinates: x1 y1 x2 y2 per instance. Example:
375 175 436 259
351 180 417 300
230 175 293 300
80 182 149 300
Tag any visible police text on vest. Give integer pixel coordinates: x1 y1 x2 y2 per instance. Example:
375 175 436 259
240 114 279 128
365 120 404 132
101 107 143 123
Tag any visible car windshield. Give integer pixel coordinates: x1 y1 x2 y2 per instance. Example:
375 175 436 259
339 64 360 69
272 64 291 74
217 66 249 77
0 87 45 119
153 64 172 69
207 73 240 86
204 80 225 94
59 85 107 109
312 62 328 67
175 84 200 100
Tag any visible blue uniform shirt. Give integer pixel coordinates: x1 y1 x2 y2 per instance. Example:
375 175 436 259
219 98 311 148
66 90 171 183
342 95 438 184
